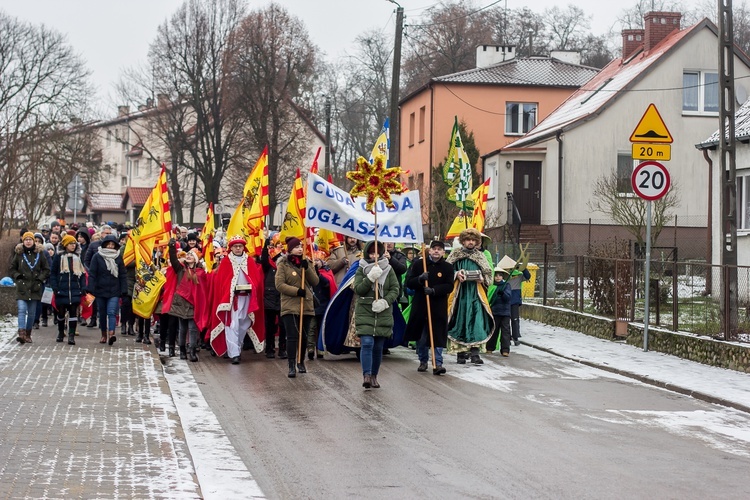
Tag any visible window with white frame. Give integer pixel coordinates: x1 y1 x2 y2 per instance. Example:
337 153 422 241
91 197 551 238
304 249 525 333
683 71 719 113
505 102 537 135
738 174 750 230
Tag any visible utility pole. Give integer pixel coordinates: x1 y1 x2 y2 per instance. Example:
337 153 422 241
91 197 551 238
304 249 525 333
719 0 738 340
388 0 404 167
324 96 331 179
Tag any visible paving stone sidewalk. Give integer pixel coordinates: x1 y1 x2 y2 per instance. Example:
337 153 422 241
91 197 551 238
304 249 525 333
0 317 201 499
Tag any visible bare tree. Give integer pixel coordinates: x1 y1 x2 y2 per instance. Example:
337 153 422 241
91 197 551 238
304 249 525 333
148 0 248 216
224 2 320 217
543 5 591 51
588 172 679 247
402 1 501 92
0 12 91 230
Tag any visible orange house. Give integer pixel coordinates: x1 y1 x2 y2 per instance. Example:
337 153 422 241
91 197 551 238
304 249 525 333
399 45 599 236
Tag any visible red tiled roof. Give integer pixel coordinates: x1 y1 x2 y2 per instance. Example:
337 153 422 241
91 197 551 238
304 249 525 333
122 187 152 208
87 193 124 211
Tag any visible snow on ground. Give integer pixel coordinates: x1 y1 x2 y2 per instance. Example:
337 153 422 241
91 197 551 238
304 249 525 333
161 358 265 499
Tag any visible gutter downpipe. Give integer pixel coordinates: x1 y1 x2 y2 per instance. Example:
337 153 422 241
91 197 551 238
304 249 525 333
556 130 563 252
702 147 713 292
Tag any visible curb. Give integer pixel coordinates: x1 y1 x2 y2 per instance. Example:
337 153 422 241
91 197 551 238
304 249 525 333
522 341 750 415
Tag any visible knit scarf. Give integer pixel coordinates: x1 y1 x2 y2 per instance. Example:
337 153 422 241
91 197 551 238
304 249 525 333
359 257 391 295
98 247 120 277
61 252 85 276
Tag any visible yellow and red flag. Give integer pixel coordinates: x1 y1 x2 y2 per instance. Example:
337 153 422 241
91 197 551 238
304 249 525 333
471 178 491 233
202 203 216 272
122 164 172 266
226 148 270 257
279 168 306 244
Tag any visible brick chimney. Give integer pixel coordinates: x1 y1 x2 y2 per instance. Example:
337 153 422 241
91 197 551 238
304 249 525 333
644 11 682 52
621 29 644 59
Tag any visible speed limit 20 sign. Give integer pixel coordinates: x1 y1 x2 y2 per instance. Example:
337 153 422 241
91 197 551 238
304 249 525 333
631 161 671 201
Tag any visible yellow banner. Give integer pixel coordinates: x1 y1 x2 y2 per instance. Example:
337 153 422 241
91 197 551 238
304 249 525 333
122 165 172 266
202 203 216 272
279 169 306 243
132 252 167 318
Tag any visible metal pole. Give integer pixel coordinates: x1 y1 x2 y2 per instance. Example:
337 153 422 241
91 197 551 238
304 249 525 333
324 96 331 179
644 201 652 351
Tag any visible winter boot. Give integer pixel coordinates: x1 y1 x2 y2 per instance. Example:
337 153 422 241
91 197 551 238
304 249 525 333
41 318 48 328
470 354 484 365
362 374 372 389
68 324 76 345
179 346 187 360
371 375 381 388
108 330 117 346
188 345 198 362
143 331 152 345
168 346 176 357
457 352 467 364
56 322 65 342
16 328 25 344
120 323 126 337
128 324 136 336
287 358 296 378
25 329 32 343
297 361 306 373
135 330 143 343
100 332 107 343
87 318 97 329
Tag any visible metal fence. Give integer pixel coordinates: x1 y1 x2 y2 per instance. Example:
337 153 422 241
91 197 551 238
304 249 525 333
506 245 750 343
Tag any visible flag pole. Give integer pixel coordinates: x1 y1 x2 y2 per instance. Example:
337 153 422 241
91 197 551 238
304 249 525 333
374 210 379 301
298 236 306 365
421 244 437 370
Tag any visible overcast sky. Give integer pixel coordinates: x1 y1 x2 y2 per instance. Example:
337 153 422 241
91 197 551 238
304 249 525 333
1 0 708 113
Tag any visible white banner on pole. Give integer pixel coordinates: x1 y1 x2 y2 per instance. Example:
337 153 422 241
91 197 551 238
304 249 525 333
304 173 424 244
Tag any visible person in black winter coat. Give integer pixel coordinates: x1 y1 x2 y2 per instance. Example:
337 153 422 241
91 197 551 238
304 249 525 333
50 234 86 345
260 237 287 359
308 254 333 360
86 234 127 346
10 231 51 344
404 241 455 375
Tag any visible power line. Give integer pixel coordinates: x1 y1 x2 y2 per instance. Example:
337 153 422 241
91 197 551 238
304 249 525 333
406 0 504 28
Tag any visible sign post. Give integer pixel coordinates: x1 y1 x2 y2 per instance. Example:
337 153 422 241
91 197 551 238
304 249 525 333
66 174 85 224
631 161 671 351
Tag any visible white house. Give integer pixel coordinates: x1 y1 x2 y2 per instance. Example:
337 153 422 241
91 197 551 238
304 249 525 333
482 12 750 259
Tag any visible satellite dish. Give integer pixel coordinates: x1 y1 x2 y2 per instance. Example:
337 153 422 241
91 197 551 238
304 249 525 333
737 84 748 105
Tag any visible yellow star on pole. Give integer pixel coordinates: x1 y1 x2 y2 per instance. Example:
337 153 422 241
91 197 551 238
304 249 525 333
347 155 404 213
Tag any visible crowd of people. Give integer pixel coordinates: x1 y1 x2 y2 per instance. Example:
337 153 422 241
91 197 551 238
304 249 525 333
9 220 531 390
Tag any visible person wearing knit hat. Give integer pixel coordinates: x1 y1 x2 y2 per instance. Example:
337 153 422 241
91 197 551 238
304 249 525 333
85 234 127 345
61 234 77 249
10 227 50 344
207 234 265 364
34 233 45 245
285 237 301 253
50 230 86 345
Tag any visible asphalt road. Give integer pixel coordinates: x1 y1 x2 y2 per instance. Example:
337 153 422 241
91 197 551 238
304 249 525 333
188 346 750 499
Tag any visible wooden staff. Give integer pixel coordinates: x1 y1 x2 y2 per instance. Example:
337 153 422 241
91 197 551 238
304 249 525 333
421 244 437 370
298 237 307 364
373 210 379 300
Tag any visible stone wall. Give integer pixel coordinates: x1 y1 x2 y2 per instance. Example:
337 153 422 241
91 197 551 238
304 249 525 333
521 303 750 373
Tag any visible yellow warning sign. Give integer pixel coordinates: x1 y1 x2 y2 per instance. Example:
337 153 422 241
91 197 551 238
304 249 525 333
629 103 673 144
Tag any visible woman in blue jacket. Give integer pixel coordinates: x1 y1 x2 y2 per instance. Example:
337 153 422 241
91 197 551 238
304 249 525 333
86 234 127 345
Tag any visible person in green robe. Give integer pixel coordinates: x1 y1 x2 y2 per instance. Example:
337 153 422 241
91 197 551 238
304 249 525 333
445 228 495 365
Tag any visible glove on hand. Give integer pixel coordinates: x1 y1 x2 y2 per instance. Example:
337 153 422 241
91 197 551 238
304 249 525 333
418 272 429 284
300 259 309 270
367 265 383 282
372 298 389 313
424 287 435 296
296 288 307 297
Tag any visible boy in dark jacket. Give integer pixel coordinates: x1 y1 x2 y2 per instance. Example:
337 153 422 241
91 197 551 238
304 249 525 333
487 266 512 356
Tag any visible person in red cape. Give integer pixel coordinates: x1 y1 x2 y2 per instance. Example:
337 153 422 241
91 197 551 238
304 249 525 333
208 234 265 364
162 242 207 362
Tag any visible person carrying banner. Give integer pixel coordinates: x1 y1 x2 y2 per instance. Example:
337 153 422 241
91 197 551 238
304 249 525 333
404 240 454 374
275 237 318 378
208 234 264 364
446 228 494 365
165 241 206 362
353 240 400 389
